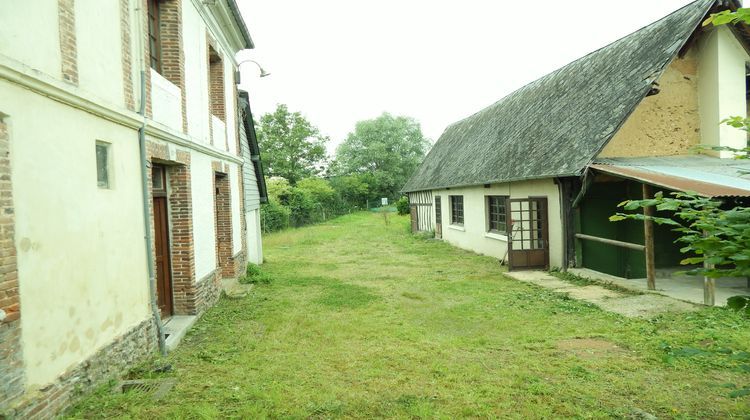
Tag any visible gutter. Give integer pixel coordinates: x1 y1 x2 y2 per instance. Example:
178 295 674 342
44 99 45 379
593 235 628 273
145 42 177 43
134 2 167 356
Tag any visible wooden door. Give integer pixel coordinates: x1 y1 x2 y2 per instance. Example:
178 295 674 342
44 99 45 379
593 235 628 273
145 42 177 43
410 206 418 233
153 196 173 318
434 196 442 239
508 197 549 271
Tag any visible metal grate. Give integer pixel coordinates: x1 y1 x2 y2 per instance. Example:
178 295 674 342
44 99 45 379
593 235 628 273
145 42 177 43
117 378 176 401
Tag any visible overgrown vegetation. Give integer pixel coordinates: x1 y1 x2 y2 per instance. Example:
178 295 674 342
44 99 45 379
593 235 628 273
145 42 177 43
256 107 427 233
238 263 272 285
68 213 750 418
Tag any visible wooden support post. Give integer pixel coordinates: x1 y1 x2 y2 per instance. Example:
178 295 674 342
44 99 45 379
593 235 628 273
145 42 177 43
704 276 716 306
642 184 656 291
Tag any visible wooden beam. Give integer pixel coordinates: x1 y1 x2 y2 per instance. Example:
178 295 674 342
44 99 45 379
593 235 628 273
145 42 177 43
643 184 656 291
704 276 716 306
574 233 645 251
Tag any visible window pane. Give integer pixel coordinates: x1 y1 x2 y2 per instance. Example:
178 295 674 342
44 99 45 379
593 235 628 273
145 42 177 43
96 143 109 188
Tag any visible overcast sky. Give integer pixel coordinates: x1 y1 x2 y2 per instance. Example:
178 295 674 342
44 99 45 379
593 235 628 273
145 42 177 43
236 0 694 154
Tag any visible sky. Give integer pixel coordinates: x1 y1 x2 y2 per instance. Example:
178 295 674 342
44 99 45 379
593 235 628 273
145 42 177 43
236 0 694 155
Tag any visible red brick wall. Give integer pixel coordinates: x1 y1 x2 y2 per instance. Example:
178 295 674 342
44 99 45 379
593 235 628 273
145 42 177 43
158 0 187 133
213 170 234 278
0 117 25 409
58 0 78 85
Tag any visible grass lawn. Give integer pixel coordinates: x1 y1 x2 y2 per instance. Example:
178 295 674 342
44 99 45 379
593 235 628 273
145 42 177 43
69 212 750 418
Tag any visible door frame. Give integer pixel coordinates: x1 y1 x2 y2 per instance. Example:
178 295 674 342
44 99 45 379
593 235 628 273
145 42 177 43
152 165 174 318
507 196 550 271
434 195 442 239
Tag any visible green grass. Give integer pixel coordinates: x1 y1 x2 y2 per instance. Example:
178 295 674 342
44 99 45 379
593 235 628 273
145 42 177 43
68 213 750 418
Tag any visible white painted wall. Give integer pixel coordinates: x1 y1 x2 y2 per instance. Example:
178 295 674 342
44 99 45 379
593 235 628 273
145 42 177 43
75 0 124 107
212 115 227 149
0 0 61 79
224 59 238 156
191 152 217 280
245 209 263 264
1 80 151 389
183 2 211 144
151 69 184 131
432 178 564 268
698 26 749 158
230 164 243 254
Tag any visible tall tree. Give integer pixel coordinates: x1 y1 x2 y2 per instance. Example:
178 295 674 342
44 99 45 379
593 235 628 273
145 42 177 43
332 113 430 199
256 104 328 184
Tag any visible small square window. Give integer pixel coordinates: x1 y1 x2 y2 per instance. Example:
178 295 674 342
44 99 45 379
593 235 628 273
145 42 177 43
152 165 166 193
450 195 464 225
96 142 110 189
487 195 508 234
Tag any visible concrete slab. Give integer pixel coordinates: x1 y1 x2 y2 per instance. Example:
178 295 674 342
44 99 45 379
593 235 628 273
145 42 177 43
569 268 750 307
220 277 254 299
504 270 697 318
504 271 578 291
163 315 197 352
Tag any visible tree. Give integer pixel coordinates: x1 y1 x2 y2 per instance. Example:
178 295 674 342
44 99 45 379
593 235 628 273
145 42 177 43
256 104 328 184
332 113 429 199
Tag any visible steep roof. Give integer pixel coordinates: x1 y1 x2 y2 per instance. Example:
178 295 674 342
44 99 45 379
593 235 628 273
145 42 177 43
402 0 715 193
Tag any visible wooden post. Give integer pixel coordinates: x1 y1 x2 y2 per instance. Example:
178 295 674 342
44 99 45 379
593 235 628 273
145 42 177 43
704 231 715 306
642 184 656 290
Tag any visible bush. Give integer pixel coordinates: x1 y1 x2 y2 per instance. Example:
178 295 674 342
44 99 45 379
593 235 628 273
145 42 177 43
261 200 290 233
396 196 410 215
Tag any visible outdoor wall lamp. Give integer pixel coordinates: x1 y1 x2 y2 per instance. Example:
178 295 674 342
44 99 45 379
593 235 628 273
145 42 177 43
236 59 270 84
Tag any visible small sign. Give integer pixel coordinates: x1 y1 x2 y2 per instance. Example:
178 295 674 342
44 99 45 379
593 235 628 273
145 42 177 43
381 198 388 206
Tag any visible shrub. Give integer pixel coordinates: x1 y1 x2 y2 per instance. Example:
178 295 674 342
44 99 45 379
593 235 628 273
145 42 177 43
261 200 291 233
396 196 410 215
239 263 273 285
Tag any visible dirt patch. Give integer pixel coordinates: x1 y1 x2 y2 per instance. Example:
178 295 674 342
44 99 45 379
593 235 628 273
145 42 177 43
596 294 698 318
557 338 626 358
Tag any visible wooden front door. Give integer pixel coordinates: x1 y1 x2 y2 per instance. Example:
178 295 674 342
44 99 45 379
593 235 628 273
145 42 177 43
153 169 173 318
434 196 442 239
410 206 418 233
508 197 549 271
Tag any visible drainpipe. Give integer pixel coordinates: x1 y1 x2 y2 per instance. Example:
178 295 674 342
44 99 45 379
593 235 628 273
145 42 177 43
134 1 166 356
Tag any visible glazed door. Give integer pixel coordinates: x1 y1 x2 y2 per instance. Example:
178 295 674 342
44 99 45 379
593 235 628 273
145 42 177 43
153 196 174 318
508 197 549 271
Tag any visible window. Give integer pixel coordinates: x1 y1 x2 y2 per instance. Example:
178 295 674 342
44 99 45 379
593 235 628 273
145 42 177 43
487 195 508 234
147 0 161 73
450 195 464 225
435 196 442 223
96 142 111 189
152 165 166 194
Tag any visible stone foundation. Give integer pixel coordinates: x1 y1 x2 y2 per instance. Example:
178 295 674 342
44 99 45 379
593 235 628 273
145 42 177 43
194 270 221 315
5 318 157 419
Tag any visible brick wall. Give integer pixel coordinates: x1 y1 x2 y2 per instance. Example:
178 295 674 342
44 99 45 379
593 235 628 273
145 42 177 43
0 117 25 411
9 319 156 419
213 170 234 278
168 155 197 314
120 0 135 111
141 0 152 118
58 0 78 85
158 0 187 133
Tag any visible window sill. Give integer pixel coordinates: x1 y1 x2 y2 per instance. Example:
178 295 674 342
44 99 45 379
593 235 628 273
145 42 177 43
448 224 465 232
484 231 508 242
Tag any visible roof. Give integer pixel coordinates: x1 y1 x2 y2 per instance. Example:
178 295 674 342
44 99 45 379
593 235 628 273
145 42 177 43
227 0 254 49
402 0 716 193
239 90 268 203
591 155 750 197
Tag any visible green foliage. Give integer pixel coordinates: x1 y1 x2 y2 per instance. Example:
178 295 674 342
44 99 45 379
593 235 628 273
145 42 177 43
256 104 329 184
328 174 370 209
331 113 429 200
260 200 290 233
238 263 272 285
703 8 750 27
396 196 410 215
611 191 750 278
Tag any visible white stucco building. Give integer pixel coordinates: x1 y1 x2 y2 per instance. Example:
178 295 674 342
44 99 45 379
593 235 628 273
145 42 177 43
0 0 266 416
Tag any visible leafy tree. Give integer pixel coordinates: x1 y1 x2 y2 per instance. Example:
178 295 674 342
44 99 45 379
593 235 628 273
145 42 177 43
256 104 328 184
328 174 370 209
332 113 429 199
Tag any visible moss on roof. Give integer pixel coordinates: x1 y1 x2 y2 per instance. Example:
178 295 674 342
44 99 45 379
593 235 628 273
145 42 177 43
402 0 714 193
